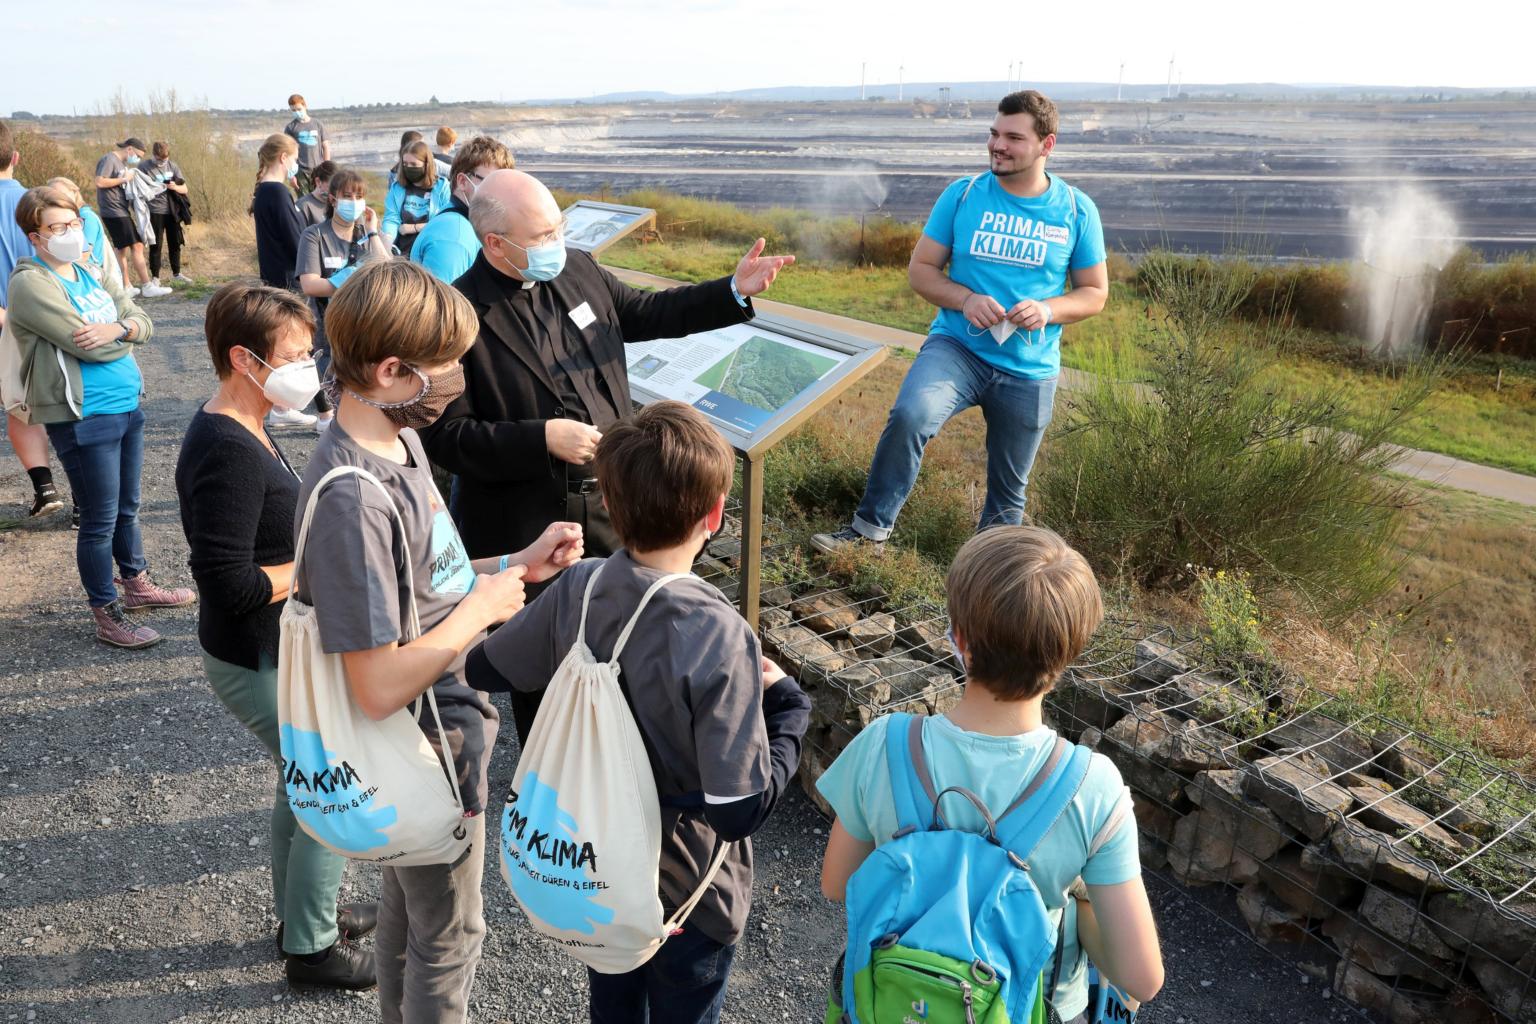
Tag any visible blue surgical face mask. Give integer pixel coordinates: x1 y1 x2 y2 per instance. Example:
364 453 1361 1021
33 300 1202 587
291 108 306 120
335 198 366 223
126 155 141 166
497 233 566 282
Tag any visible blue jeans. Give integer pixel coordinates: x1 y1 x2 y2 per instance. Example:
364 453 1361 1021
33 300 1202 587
854 334 1058 540
587 925 736 1024
45 409 148 606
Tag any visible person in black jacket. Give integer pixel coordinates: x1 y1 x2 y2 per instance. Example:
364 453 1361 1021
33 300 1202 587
420 169 792 742
250 134 303 291
422 168 792 561
173 283 376 991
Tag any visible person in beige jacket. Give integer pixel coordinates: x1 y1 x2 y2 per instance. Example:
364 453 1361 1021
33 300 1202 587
6 184 193 648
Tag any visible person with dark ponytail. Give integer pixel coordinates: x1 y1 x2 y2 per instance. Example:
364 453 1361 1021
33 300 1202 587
296 168 388 432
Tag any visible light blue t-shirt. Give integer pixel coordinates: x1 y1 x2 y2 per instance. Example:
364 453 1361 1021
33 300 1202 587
410 208 480 284
817 713 1139 1020
41 260 142 416
924 172 1106 380
81 206 112 274
0 179 34 308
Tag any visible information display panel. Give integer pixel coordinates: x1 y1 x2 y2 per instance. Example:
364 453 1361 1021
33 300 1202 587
625 314 883 454
561 200 656 254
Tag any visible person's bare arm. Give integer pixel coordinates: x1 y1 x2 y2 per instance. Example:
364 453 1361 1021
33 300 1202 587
908 234 1009 329
260 562 295 604
299 272 336 298
1076 877 1165 1004
321 140 332 161
819 818 876 902
340 566 526 720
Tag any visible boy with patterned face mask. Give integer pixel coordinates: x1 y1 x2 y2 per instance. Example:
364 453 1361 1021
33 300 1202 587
293 259 584 1024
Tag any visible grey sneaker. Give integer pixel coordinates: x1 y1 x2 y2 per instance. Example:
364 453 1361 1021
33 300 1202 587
173 273 194 284
91 600 161 649
810 525 884 555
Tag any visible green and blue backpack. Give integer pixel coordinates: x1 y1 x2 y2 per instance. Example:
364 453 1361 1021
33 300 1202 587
826 713 1093 1024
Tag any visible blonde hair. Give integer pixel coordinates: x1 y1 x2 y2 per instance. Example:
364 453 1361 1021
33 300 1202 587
250 134 298 213
945 526 1103 699
15 185 79 236
324 261 477 390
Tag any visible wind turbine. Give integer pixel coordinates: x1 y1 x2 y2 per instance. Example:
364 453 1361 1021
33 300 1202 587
898 65 904 102
1117 61 1125 102
1166 54 1175 99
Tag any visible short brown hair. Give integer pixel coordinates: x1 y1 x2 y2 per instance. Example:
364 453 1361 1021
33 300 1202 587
204 282 315 379
0 121 15 168
288 94 306 107
435 126 457 148
14 185 78 236
449 135 515 185
945 526 1102 700
398 140 437 189
595 401 734 552
152 141 169 159
997 90 1059 140
324 261 478 390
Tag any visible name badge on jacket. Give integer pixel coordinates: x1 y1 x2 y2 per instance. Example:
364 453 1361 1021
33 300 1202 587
568 301 596 330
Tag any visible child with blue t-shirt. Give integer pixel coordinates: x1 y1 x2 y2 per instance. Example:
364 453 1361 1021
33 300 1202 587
817 526 1164 1022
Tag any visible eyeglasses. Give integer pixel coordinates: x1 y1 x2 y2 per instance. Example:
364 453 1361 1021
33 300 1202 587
36 218 84 238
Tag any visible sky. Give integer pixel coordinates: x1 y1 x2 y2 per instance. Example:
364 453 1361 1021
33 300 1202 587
7 0 1533 115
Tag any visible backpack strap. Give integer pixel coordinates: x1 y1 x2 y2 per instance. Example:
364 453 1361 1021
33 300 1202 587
575 561 606 649
994 740 1094 859
884 713 936 835
606 571 691 668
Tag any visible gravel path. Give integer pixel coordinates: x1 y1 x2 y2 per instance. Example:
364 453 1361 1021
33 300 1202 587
0 292 1373 1023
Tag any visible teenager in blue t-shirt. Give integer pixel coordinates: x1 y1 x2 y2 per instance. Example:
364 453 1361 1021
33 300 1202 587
813 90 1109 554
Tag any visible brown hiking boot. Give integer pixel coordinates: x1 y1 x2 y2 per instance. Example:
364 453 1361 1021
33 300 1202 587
92 600 161 649
117 571 196 609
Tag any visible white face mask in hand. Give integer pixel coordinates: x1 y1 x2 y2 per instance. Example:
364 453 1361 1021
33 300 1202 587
988 320 1017 345
247 351 321 410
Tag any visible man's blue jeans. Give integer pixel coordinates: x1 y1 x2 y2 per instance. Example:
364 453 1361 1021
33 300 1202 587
45 409 148 607
854 334 1058 540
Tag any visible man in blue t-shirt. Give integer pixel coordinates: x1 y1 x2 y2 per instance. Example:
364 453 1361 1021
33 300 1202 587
813 91 1109 553
0 121 67 520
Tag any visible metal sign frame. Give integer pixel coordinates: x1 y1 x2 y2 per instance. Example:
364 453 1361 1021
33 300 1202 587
628 312 887 629
561 200 657 255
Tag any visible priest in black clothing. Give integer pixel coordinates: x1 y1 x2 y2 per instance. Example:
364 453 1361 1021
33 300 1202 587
420 170 793 735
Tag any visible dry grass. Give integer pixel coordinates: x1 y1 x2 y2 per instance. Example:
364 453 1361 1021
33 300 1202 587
775 348 1536 768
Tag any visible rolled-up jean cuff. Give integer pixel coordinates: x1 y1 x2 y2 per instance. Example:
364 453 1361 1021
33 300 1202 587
850 514 892 542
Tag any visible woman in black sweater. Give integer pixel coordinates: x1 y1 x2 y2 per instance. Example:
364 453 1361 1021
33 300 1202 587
173 283 375 991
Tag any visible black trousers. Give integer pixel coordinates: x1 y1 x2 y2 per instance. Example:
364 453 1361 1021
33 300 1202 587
148 212 181 277
505 486 620 746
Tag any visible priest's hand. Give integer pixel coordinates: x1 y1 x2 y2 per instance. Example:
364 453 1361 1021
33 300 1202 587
732 237 795 298
546 418 602 464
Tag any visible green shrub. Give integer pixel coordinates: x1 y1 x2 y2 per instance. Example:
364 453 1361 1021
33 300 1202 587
1037 249 1443 617
79 90 252 225
13 130 93 196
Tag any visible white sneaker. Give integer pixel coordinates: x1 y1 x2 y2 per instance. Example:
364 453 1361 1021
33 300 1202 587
128 286 141 297
267 407 318 429
314 415 334 435
173 273 194 284
140 283 173 298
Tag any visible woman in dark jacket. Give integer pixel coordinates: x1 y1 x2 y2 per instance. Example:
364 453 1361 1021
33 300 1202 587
173 282 375 991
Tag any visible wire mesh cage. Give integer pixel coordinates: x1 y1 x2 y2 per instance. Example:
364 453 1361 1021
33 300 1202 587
697 504 1536 1024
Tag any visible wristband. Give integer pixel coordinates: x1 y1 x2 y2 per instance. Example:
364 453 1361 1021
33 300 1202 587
498 554 511 573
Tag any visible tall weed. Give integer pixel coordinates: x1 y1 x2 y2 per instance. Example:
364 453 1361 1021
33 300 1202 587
1039 249 1444 617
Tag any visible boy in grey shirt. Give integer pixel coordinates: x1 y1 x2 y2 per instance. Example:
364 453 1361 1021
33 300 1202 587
468 400 810 1024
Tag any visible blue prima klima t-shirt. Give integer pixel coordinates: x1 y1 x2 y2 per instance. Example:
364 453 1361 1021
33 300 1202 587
924 171 1106 380
38 259 142 416
816 713 1139 1021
